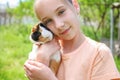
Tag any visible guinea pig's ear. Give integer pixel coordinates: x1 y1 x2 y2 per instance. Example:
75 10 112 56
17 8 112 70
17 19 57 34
31 27 36 33
36 23 40 31
31 23 39 32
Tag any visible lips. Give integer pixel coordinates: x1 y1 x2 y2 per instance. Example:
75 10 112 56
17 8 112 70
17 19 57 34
60 27 71 35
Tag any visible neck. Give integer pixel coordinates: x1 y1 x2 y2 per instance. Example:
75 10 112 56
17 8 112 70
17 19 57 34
60 32 86 54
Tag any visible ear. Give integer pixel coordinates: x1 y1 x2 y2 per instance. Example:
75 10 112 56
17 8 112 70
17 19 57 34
32 23 39 32
32 27 36 32
72 0 80 14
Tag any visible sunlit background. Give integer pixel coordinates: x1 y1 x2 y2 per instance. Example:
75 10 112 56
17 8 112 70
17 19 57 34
0 0 19 8
0 0 120 80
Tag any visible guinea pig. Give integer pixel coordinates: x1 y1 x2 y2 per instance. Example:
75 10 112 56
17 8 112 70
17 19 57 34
30 23 53 44
28 23 61 75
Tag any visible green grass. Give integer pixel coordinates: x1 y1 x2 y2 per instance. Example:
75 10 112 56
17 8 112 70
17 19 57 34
0 24 32 80
0 24 120 80
114 56 120 72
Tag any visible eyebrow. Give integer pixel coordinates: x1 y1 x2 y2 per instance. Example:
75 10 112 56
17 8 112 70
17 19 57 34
55 5 64 12
41 5 65 22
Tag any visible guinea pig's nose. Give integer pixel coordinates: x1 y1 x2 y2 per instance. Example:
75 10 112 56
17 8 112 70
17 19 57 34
31 31 41 41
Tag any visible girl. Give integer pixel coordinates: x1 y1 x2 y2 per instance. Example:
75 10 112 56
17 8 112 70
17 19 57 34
24 0 120 80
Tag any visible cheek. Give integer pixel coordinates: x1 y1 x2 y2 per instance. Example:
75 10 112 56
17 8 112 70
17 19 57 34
47 25 57 35
64 11 78 26
69 15 78 23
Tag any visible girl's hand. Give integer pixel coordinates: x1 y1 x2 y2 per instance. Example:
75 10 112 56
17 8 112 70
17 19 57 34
35 38 60 66
24 60 58 80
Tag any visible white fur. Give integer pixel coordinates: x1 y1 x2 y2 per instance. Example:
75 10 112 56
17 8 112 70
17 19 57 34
28 44 38 60
29 25 53 44
40 26 53 41
29 25 54 60
28 44 61 61
51 51 61 62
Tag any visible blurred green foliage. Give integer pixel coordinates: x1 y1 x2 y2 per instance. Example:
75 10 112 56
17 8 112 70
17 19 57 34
78 0 120 40
7 0 35 20
0 24 32 80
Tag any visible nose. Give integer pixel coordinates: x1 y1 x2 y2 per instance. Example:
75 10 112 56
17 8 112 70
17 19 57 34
54 17 64 29
32 31 41 41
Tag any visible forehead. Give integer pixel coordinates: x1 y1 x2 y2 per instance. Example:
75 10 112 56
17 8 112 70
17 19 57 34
35 0 66 9
34 0 67 19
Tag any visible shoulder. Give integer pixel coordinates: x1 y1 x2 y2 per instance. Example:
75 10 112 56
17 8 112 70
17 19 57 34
96 42 113 62
86 37 111 56
87 37 113 63
87 38 120 80
85 37 113 66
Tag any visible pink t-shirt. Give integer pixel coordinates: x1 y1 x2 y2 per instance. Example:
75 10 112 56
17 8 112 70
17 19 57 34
57 37 120 80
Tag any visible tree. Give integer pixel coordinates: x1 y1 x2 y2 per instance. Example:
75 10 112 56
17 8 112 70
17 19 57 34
78 0 120 40
7 0 35 23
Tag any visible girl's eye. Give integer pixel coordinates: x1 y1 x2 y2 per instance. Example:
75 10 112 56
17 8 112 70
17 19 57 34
44 19 52 25
58 9 65 15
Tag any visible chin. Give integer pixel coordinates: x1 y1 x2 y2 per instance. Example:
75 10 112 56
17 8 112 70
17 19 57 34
61 34 76 40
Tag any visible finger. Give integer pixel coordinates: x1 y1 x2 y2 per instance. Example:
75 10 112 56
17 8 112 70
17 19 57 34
24 61 35 71
25 74 32 80
24 66 35 80
28 60 46 68
24 60 43 71
26 74 32 80
24 68 32 80
24 66 32 76
35 43 41 46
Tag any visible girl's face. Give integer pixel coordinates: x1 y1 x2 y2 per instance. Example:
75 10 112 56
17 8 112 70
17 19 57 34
35 0 80 40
